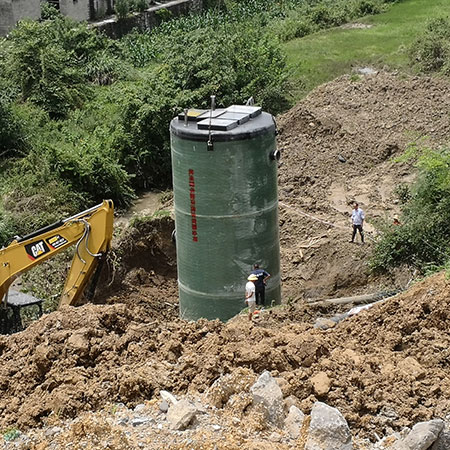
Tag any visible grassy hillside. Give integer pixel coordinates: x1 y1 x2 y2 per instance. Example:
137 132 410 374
284 0 450 100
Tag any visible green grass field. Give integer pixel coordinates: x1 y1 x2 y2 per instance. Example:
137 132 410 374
283 0 450 101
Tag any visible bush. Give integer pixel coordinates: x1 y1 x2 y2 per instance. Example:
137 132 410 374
356 0 382 16
270 13 316 42
120 30 156 67
114 74 178 190
134 0 148 12
115 0 130 19
0 99 27 158
371 146 450 273
4 18 116 117
0 206 18 248
40 2 61 20
155 8 173 22
38 117 135 206
85 51 126 85
0 159 86 246
409 17 450 73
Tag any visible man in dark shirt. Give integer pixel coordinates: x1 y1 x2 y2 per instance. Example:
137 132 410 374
250 263 271 307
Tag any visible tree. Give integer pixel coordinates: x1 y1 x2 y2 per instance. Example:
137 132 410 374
5 17 116 117
161 24 290 115
0 99 26 158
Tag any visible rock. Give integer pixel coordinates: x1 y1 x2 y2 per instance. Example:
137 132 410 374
131 417 152 427
117 417 128 426
380 405 399 420
284 395 301 412
160 390 178 405
206 367 256 408
431 430 450 449
269 432 282 442
393 419 444 450
159 400 169 413
305 402 352 450
134 404 145 412
250 370 284 427
44 427 62 438
34 344 52 374
167 399 198 430
311 372 331 396
284 405 305 440
358 67 378 75
314 318 336 330
212 424 221 431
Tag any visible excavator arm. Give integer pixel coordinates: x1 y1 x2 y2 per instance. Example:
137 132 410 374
0 200 114 310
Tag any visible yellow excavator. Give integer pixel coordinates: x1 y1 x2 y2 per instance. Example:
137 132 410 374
0 200 114 333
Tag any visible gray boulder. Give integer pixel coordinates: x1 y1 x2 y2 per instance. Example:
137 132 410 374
431 430 450 450
159 400 169 413
250 370 284 427
393 419 444 450
131 417 152 427
284 405 305 440
166 399 198 430
305 402 352 450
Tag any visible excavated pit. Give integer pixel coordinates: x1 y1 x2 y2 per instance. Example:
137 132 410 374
1 72 450 444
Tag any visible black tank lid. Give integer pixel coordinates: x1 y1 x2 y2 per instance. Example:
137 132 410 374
170 105 275 142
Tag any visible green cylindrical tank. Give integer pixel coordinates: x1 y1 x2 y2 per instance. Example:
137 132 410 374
170 105 281 321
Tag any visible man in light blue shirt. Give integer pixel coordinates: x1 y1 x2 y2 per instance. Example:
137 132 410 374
350 202 365 244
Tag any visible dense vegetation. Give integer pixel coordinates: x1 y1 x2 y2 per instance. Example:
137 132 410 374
371 146 450 273
0 0 397 247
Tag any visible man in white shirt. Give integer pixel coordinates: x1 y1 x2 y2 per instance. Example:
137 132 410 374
245 274 258 321
350 202 365 244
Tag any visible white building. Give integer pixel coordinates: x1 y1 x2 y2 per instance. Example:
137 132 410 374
0 0 116 36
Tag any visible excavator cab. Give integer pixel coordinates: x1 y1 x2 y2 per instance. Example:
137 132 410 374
0 290 44 334
0 200 114 334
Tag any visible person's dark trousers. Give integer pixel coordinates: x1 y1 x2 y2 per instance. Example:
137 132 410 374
255 288 265 307
351 224 364 243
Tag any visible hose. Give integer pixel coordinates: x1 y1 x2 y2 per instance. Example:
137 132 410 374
71 218 102 264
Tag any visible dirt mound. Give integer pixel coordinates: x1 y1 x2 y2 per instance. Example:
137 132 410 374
95 214 178 321
278 72 450 300
1 271 449 441
2 71 450 444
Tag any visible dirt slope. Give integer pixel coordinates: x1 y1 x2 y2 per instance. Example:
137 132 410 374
2 71 450 445
1 272 449 443
278 71 450 300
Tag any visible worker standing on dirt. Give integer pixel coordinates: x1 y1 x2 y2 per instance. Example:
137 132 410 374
251 263 271 307
350 202 365 244
245 274 258 321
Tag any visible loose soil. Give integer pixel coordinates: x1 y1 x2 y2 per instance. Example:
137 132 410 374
2 71 450 447
278 71 450 301
1 273 449 446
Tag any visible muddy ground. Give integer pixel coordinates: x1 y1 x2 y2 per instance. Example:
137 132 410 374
1 71 450 446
